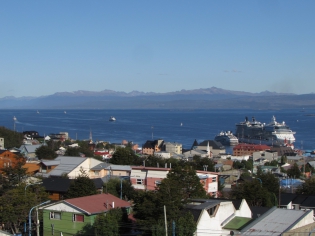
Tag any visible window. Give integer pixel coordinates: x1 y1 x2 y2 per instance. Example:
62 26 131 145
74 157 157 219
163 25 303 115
155 180 161 186
212 177 216 182
136 179 143 185
73 214 84 222
94 170 99 176
50 212 61 220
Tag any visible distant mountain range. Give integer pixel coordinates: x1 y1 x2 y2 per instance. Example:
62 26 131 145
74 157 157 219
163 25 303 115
1 87 315 109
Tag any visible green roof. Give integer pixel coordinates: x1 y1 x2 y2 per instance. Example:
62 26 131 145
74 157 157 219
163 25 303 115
223 217 252 230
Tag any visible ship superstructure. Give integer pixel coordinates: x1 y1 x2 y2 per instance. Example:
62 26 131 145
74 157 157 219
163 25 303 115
235 116 295 147
214 131 239 146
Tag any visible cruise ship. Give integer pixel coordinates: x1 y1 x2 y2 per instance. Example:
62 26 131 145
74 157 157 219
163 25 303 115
214 131 239 146
235 116 296 147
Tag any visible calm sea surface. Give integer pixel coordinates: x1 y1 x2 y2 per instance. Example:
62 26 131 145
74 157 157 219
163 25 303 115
1 109 315 151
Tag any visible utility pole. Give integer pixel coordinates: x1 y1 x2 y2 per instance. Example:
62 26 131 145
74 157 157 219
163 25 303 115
164 205 168 236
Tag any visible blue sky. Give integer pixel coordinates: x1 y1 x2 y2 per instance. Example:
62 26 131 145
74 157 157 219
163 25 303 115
1 1 314 97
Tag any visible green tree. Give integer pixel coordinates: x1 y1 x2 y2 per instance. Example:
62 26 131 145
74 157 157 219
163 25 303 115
45 140 61 151
230 180 274 207
296 177 315 195
0 126 24 149
280 155 288 165
287 163 301 178
0 155 27 193
35 145 57 160
104 178 135 200
133 191 160 226
264 160 279 166
65 168 97 198
192 156 215 172
94 212 119 236
257 172 279 196
110 147 141 165
0 184 49 235
157 166 207 221
65 147 80 156
176 212 197 236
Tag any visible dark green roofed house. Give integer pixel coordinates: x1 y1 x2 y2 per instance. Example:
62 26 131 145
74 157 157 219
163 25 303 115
40 193 131 236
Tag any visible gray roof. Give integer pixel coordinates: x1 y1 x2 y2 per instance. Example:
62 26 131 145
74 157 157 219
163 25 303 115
308 161 315 168
242 207 312 235
183 149 207 155
91 163 131 171
41 160 60 166
46 156 86 177
19 144 42 153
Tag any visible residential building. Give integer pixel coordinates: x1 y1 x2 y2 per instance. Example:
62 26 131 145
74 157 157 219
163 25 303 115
233 143 270 156
185 198 252 236
270 146 296 156
90 163 131 179
42 177 106 201
41 194 131 236
42 178 72 201
130 167 220 196
182 149 208 160
37 156 103 178
154 151 171 159
241 207 314 236
142 139 164 155
19 144 43 159
252 150 278 161
0 150 24 170
130 166 170 190
163 142 182 154
195 140 225 157
196 171 218 197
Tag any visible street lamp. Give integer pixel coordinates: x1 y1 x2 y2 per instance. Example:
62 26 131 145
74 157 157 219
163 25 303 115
120 177 130 199
24 182 43 233
28 200 50 236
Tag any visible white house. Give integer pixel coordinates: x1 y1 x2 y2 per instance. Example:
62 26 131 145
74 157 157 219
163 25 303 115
186 199 252 236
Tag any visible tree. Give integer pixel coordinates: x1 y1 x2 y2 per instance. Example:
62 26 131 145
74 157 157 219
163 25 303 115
157 166 207 221
0 184 49 235
35 145 57 160
104 178 135 200
287 163 301 178
133 191 160 226
110 147 141 165
296 177 315 195
230 179 274 207
176 212 197 236
65 147 80 156
0 126 24 149
192 156 215 172
257 172 279 196
0 155 27 193
93 211 120 236
65 168 97 198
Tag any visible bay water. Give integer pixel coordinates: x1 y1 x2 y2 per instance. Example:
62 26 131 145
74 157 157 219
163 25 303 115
1 109 315 151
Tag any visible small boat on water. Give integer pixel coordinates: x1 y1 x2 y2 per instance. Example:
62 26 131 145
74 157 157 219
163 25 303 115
109 116 116 121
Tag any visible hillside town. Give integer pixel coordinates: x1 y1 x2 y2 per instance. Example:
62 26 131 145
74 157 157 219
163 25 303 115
1 127 315 236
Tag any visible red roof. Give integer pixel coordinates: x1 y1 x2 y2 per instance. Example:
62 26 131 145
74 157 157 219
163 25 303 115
65 193 130 215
